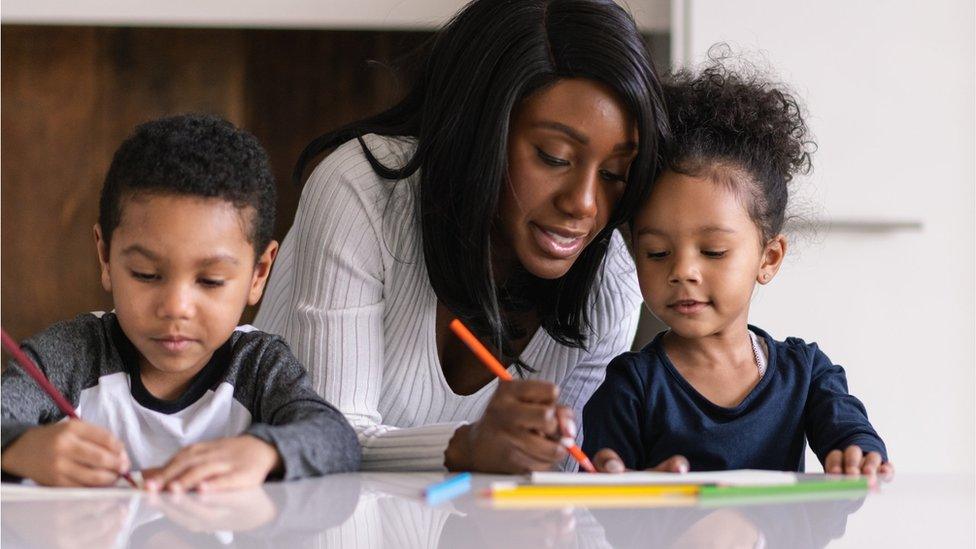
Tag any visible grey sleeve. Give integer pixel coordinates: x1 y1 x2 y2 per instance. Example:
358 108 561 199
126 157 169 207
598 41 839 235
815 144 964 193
2 345 68 451
243 338 361 480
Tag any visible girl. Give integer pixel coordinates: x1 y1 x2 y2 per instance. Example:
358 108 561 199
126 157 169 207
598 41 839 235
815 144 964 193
583 58 894 479
255 0 681 473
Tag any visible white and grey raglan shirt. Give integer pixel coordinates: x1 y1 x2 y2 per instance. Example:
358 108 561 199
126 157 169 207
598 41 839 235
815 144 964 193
1 312 361 481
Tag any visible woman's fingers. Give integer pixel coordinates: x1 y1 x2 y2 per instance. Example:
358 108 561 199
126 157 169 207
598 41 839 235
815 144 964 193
651 455 689 473
505 379 559 404
555 406 577 439
500 401 559 434
843 445 863 475
593 449 626 473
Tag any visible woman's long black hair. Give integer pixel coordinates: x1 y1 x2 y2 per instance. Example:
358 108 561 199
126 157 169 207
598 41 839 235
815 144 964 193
295 0 669 366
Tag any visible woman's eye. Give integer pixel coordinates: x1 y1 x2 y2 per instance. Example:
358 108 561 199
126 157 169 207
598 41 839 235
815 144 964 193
599 169 627 183
645 251 669 260
198 278 226 288
536 148 569 167
130 271 159 282
702 250 727 258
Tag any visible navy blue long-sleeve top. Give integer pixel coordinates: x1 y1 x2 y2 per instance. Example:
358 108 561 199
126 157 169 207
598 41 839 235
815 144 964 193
582 326 887 471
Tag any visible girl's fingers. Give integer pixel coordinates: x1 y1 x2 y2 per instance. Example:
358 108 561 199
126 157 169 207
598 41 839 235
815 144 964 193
651 455 689 474
843 446 863 475
824 449 843 474
861 452 883 475
879 461 895 481
593 449 626 473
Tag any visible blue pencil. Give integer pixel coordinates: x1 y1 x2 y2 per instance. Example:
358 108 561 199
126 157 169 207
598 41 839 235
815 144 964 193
425 473 473 505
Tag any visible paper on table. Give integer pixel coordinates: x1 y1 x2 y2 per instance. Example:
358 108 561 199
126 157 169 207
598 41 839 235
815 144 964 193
1 471 144 500
529 469 797 487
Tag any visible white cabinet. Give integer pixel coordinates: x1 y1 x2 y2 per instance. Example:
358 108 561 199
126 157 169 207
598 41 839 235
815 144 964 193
672 0 974 475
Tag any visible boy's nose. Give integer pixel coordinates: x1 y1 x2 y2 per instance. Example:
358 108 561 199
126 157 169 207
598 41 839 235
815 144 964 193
158 285 194 319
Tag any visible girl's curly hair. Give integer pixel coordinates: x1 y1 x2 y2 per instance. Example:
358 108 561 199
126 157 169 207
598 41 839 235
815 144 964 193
662 46 816 242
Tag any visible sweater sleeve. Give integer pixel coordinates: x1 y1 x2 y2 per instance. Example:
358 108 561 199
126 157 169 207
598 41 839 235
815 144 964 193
581 353 648 470
254 139 463 471
244 338 361 479
1 345 63 451
801 341 888 464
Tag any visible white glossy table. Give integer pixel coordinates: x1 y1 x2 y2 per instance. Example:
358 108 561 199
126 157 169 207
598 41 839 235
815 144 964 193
2 473 973 548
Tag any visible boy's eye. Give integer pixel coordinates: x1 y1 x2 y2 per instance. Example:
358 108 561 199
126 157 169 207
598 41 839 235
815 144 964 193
198 278 226 288
130 270 159 282
645 251 669 260
702 250 727 258
536 147 569 167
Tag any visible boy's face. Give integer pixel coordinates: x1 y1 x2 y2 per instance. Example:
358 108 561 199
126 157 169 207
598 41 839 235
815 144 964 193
632 170 785 339
94 194 277 387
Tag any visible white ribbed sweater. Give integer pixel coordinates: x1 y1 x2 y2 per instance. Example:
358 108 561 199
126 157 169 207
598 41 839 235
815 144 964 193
255 135 642 471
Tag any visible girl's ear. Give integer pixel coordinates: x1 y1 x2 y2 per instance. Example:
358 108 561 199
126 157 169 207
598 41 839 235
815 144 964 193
248 240 280 306
93 224 113 292
757 234 788 285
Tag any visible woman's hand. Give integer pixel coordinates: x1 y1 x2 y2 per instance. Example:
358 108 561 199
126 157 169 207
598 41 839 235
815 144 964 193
445 379 572 473
143 435 282 493
592 448 689 474
824 446 894 481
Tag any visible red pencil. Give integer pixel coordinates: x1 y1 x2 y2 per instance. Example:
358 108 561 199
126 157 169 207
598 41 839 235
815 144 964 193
1 327 138 488
448 319 597 473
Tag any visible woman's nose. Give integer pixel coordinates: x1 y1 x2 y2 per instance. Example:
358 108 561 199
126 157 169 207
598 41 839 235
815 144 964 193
555 169 600 220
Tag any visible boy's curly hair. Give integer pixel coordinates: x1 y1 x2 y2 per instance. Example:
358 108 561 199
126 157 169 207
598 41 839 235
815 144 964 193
98 114 276 258
662 46 816 241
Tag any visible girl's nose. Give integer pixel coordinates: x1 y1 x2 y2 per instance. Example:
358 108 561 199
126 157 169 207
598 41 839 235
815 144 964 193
555 169 600 220
668 254 702 285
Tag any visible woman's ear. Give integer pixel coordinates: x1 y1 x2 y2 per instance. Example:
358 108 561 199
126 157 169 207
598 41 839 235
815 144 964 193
248 240 280 306
93 224 113 292
757 234 788 285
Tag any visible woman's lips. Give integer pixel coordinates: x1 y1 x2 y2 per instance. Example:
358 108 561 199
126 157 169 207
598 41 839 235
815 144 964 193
668 300 710 315
530 223 587 259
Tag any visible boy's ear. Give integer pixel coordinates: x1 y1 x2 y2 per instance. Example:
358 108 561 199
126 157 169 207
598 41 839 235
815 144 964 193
757 234 788 285
93 224 113 292
248 240 279 306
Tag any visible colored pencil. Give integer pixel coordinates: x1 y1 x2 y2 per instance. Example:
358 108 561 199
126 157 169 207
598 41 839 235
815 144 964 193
424 472 473 505
1 327 138 488
448 319 597 473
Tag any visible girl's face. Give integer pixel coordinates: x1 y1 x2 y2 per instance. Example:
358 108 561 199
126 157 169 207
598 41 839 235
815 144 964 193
498 78 638 280
633 170 786 339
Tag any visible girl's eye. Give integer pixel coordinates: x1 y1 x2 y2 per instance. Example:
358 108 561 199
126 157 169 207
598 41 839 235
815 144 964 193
645 251 669 260
198 278 226 288
702 250 727 258
599 169 627 183
131 271 159 282
536 148 569 167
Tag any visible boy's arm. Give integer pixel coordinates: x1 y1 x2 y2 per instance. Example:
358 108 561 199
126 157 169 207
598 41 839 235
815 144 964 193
245 338 361 480
581 354 649 470
802 342 888 465
2 346 64 451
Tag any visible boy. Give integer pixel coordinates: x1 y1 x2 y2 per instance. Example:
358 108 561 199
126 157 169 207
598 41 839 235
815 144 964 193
1 114 360 491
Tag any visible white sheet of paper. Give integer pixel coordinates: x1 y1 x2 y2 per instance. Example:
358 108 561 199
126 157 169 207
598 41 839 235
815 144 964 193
529 469 797 486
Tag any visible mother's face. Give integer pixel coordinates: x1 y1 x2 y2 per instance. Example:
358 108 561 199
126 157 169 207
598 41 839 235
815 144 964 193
499 78 638 280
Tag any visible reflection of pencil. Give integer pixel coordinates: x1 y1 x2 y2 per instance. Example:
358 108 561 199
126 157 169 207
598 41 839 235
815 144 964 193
448 319 597 473
489 482 700 499
0 327 138 488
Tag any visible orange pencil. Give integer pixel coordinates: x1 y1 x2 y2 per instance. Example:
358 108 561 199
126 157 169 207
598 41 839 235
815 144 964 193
448 319 597 473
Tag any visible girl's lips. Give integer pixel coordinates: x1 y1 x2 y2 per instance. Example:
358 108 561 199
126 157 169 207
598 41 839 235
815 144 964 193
668 300 710 315
530 223 587 259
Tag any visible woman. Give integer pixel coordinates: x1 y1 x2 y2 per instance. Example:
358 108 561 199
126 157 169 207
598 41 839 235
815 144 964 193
256 0 669 473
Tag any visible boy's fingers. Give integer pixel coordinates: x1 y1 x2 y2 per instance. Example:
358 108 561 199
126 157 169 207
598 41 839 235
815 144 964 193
147 450 207 490
843 446 863 475
593 449 626 473
651 455 689 474
169 461 233 492
72 437 127 473
824 450 843 473
70 421 125 454
62 461 120 487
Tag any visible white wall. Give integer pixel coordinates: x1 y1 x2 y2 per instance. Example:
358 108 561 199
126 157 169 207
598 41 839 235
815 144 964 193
673 0 975 474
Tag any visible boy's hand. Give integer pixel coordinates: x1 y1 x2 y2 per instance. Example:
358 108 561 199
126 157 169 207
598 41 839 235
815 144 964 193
0 421 129 486
143 435 281 493
593 448 689 474
824 445 895 480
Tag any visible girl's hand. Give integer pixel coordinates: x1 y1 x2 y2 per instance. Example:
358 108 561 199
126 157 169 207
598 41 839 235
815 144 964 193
143 435 281 493
824 446 894 480
0 421 129 486
592 448 689 474
445 379 570 473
